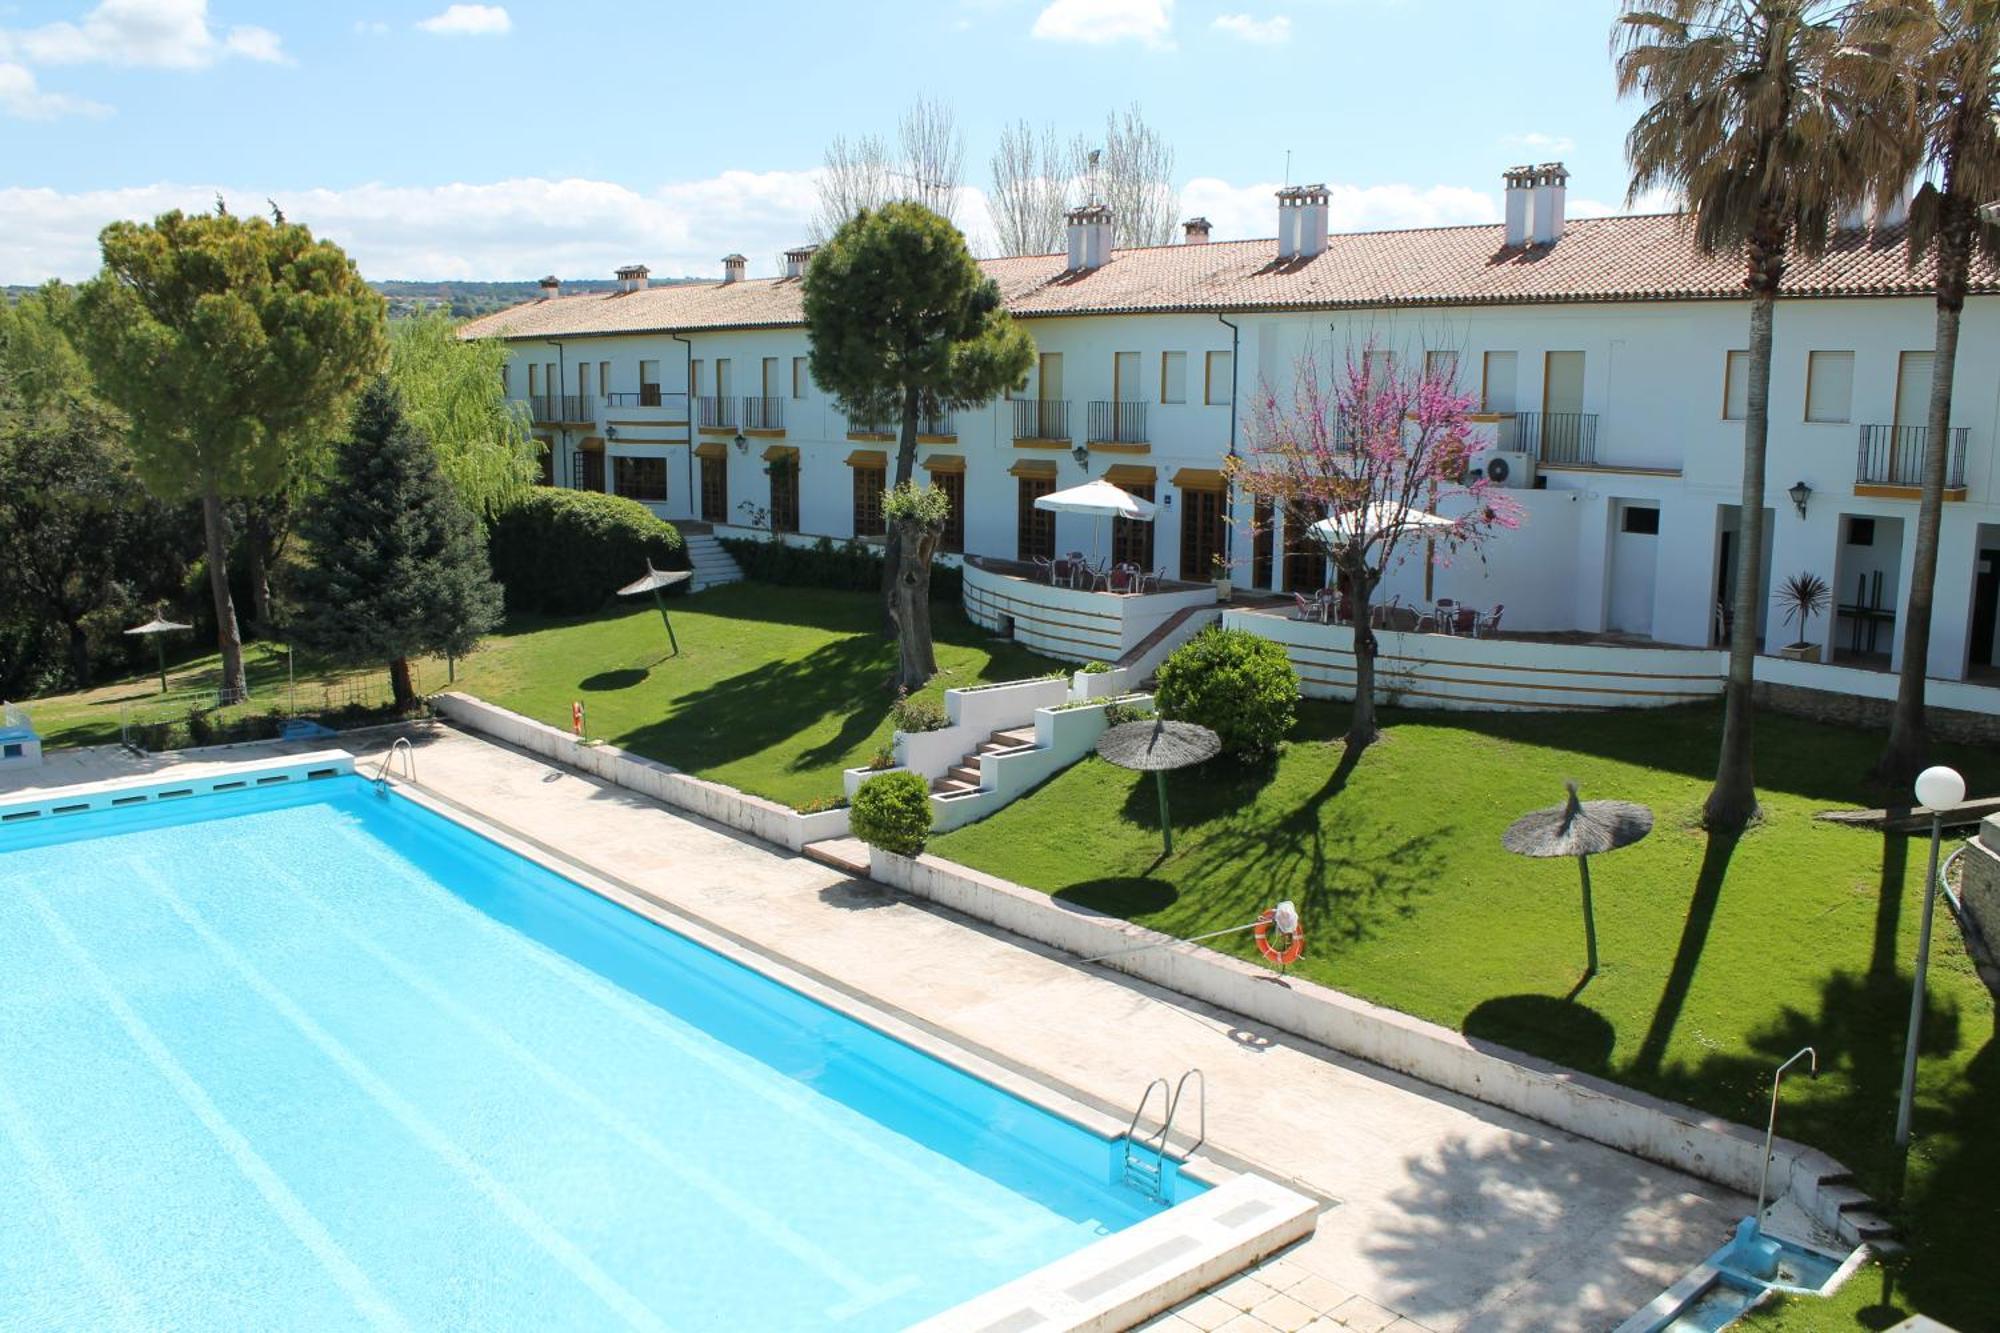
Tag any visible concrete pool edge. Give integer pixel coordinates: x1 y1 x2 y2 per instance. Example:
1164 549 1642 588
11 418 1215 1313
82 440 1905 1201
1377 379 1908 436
374 766 1326 1330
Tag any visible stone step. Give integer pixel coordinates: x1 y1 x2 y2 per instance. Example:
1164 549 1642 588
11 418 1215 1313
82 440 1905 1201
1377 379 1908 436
1818 1183 1874 1215
990 727 1036 747
931 776 977 796
947 764 982 786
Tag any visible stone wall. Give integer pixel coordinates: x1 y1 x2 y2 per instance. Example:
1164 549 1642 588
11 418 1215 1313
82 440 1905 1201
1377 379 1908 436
1753 680 2000 746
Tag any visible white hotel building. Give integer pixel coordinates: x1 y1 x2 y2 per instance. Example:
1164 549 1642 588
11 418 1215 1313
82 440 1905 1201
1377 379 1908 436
461 167 2000 722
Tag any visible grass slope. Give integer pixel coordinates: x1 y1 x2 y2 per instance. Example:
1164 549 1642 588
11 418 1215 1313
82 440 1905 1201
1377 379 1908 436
931 702 1996 1332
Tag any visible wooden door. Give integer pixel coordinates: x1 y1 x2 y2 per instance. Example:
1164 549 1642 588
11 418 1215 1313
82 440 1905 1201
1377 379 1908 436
700 455 727 522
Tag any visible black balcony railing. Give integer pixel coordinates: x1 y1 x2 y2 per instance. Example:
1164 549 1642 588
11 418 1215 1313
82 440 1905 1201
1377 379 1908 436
741 396 784 431
921 411 954 437
605 388 687 411
1517 411 1598 465
529 394 592 423
697 395 738 430
1013 399 1070 441
1857 424 1968 489
1088 400 1148 444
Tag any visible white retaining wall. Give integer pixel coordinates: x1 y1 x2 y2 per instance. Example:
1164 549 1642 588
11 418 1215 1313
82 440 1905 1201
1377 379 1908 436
1227 611 1726 712
868 848 1871 1249
896 678 1071 780
930 694 1154 833
432 693 849 851
963 561 1218 663
1753 653 2000 716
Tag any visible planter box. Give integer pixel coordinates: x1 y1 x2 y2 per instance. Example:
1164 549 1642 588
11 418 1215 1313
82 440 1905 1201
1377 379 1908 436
1069 667 1132 700
1778 643 1823 664
843 764 908 799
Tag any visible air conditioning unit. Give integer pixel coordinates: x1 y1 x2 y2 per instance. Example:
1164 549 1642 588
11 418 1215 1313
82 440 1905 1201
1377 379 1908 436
1469 449 1536 489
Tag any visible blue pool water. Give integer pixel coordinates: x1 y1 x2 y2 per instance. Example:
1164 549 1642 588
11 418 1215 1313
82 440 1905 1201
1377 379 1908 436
0 777 1188 1330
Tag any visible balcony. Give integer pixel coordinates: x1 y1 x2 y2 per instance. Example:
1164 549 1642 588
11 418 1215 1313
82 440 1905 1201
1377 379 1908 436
528 394 593 425
1856 424 1968 494
605 388 689 416
1087 400 1148 447
741 396 784 432
1013 399 1070 444
920 410 954 439
1515 411 1599 466
697 395 738 432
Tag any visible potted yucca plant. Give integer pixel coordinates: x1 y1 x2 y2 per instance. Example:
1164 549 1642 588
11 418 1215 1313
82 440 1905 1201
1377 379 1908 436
1776 572 1830 663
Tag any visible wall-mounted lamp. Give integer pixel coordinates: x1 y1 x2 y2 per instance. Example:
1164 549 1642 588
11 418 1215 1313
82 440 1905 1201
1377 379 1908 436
733 432 748 455
605 425 619 441
1071 443 1090 468
1788 480 1812 519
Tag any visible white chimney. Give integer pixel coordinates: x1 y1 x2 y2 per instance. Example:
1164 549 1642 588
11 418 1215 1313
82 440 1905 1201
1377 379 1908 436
1530 162 1568 246
721 253 747 284
1182 216 1211 244
1276 185 1329 261
614 264 649 294
1065 204 1113 271
1503 166 1535 248
783 245 818 279
538 274 561 299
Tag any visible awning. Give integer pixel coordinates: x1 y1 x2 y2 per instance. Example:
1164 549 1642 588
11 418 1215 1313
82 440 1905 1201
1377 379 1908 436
694 441 727 460
762 444 799 463
1102 464 1157 488
1009 458 1058 479
1172 467 1226 490
577 435 605 452
921 454 965 473
844 449 888 469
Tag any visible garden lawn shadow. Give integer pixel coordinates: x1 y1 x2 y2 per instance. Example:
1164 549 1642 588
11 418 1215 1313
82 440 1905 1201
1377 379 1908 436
580 668 649 691
1464 994 1617 1075
1054 877 1180 917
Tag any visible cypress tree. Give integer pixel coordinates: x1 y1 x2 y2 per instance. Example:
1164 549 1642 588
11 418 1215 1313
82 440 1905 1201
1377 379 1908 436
291 379 502 710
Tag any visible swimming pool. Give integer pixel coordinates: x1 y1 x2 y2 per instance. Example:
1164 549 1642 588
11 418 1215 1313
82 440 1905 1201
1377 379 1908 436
0 769 1203 1330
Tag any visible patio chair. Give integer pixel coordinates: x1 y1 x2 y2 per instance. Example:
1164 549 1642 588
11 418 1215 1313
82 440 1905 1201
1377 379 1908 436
1085 558 1115 592
1109 563 1138 594
1450 605 1479 636
1332 592 1354 625
1291 592 1316 622
1478 604 1504 638
1142 567 1166 594
1433 597 1459 632
1031 555 1058 585
1384 605 1421 633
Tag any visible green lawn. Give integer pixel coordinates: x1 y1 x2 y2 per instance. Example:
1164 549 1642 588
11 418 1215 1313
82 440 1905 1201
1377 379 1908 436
930 702 1996 1332
16 584 1050 810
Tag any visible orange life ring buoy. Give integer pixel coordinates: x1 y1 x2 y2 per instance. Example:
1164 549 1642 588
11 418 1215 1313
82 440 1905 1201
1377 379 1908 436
1253 909 1304 966
571 701 585 736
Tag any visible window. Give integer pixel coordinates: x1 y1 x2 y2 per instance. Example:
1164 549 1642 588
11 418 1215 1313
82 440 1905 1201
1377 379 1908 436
768 452 799 532
2 743 20 760
1161 351 1187 404
851 463 887 537
577 363 590 398
1112 485 1155 570
1205 351 1233 405
1543 351 1585 415
1847 516 1876 546
599 361 611 400
1806 351 1854 423
1424 349 1459 387
1364 349 1395 385
1252 497 1274 589
1621 506 1660 535
1723 350 1749 420
935 469 965 553
715 358 732 397
688 359 701 397
762 356 779 399
792 356 809 399
614 456 668 502
639 359 661 407
500 364 510 395
699 451 727 522
1178 483 1227 581
1113 351 1139 402
1038 352 1063 401
1017 476 1056 560
528 363 542 396
1481 350 1517 412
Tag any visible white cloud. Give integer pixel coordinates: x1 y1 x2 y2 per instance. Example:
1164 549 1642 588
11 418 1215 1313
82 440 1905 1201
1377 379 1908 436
1 0 287 68
1030 0 1172 48
0 60 112 119
353 20 391 37
1499 131 1576 157
417 5 512 37
1212 13 1289 44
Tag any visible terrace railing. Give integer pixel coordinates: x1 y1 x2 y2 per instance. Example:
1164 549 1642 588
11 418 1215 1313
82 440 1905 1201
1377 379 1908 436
605 389 688 413
697 395 738 430
740 395 785 431
1013 399 1070 442
1518 411 1598 466
1857 424 1968 489
1088 400 1148 445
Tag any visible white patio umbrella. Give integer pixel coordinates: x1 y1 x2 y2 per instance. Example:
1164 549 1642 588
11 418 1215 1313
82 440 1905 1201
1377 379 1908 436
123 615 192 694
1033 478 1156 568
1306 500 1455 548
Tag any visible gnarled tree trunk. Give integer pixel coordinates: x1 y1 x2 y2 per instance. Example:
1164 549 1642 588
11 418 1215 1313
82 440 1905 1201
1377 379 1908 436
244 504 274 635
890 518 942 691
202 484 248 699
1343 556 1379 750
389 656 416 712
879 384 923 640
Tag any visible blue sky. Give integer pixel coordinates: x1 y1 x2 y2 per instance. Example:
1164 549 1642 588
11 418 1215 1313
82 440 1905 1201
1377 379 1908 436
0 0 1660 282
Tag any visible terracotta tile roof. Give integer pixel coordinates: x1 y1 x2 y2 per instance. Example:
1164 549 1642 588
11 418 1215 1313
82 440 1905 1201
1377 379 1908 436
457 214 1997 341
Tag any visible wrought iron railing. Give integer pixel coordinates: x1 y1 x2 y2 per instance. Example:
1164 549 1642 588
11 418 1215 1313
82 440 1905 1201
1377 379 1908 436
1856 424 1968 488
605 389 688 412
1517 411 1598 465
921 411 955 437
1013 399 1070 441
697 395 738 430
741 396 784 431
1088 400 1148 444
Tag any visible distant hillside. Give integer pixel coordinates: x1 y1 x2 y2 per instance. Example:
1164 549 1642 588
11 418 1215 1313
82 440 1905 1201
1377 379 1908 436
374 277 704 320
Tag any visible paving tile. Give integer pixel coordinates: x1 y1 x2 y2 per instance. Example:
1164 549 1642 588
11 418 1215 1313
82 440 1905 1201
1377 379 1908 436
1136 1314 1201 1331
1211 1274 1279 1311
1328 1295 1400 1332
1251 1258 1310 1292
1285 1274 1355 1314
1170 1294 1243 1332
1248 1292 1318 1332
1216 1314 1279 1333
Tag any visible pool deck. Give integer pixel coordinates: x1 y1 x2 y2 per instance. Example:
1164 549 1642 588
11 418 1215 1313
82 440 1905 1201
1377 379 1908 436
3 730 1747 1333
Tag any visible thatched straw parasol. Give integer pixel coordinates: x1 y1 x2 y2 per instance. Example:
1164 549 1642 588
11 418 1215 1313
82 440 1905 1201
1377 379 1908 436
1502 781 1653 977
123 615 192 694
617 558 692 655
1096 718 1221 854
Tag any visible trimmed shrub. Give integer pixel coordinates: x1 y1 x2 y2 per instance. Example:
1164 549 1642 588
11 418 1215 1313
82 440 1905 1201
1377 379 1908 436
1153 627 1298 760
718 534 964 602
488 489 687 615
850 770 933 856
891 691 949 733
1080 660 1112 674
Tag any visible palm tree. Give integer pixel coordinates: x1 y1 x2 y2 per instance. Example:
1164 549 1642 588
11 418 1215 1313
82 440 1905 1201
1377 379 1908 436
1850 0 2000 784
1615 0 1873 831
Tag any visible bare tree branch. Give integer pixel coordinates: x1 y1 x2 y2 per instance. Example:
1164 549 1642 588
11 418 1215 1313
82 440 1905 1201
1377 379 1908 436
988 119 1080 256
812 132 893 242
898 95 965 224
1100 102 1178 247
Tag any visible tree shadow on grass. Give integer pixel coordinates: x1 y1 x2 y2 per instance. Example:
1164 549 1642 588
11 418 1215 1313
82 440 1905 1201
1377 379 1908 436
1464 994 1618 1075
1053 877 1180 917
580 667 649 692
1630 829 1739 1079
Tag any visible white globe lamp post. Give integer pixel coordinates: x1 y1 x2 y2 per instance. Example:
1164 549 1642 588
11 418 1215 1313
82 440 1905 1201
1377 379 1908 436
1895 765 1966 1147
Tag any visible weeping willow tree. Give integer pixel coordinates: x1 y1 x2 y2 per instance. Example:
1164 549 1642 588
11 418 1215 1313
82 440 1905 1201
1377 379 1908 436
388 314 539 519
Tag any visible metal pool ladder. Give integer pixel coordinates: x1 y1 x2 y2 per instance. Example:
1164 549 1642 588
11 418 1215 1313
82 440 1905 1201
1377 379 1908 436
372 737 417 791
1122 1068 1205 1201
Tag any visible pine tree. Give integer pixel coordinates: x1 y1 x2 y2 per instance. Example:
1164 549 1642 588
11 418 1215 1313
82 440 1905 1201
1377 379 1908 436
291 380 502 709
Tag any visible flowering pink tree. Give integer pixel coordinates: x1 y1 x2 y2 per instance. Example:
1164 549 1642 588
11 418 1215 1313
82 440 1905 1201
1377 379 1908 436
1228 345 1521 748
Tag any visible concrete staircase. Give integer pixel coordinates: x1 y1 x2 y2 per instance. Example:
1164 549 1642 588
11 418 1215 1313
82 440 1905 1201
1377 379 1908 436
679 524 744 591
931 726 1037 798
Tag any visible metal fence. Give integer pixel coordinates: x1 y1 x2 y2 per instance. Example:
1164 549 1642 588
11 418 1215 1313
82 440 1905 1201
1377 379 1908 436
741 395 785 430
1856 424 1968 488
1088 400 1148 444
115 661 425 755
1517 411 1599 465
1013 399 1070 441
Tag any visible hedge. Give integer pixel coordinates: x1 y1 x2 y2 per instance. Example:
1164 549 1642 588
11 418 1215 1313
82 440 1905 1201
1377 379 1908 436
488 490 688 615
719 535 964 602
